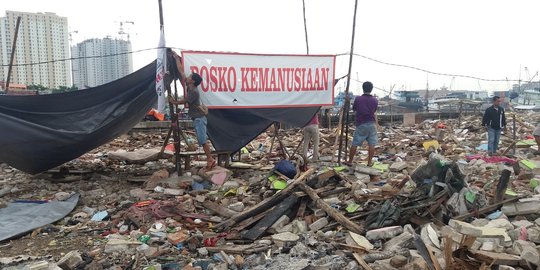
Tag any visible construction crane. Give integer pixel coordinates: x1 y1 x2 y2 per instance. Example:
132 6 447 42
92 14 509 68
118 21 134 40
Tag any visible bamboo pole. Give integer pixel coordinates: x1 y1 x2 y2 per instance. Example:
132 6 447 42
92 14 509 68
337 0 359 164
5 16 21 91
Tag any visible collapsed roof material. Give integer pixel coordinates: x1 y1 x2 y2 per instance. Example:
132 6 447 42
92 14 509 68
0 61 157 174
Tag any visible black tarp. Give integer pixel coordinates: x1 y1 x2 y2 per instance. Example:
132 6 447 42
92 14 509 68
0 59 320 174
0 61 157 174
207 107 320 153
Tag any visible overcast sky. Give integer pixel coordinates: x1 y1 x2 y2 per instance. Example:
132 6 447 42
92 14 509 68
2 0 539 96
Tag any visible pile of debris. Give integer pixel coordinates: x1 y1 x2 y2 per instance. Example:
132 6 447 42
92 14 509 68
1 112 540 270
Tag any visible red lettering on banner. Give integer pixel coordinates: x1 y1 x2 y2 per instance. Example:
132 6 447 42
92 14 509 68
314 68 321 90
277 68 286 91
217 67 226 91
258 68 270 92
286 68 293 91
270 68 278 91
241 68 249 91
321 68 329 90
306 68 313 91
294 68 301 91
300 68 307 90
250 68 257 91
207 66 330 93
209 66 218 92
199 66 209 92
227 67 236 92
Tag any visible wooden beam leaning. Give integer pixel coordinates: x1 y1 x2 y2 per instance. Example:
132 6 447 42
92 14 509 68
298 182 363 234
214 168 316 231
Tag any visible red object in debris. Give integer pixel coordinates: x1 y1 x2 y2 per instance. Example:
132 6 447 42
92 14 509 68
147 109 165 121
203 233 228 247
436 122 446 129
526 135 534 139
165 143 175 152
134 200 157 207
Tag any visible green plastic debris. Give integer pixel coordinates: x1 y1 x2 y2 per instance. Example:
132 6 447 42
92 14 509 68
517 139 536 146
521 160 537 170
224 188 237 196
531 179 539 189
268 175 279 182
333 166 347 172
346 203 361 213
372 163 389 172
138 235 150 244
465 191 476 203
505 189 517 196
241 147 249 154
272 180 287 190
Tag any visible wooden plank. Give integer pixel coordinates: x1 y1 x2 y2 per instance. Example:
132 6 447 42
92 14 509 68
202 201 239 218
298 182 363 234
337 243 369 254
443 236 454 270
296 197 308 219
352 253 373 270
495 169 511 203
426 244 443 270
468 250 521 266
215 168 315 231
231 209 269 232
454 196 521 220
243 194 298 240
459 235 476 249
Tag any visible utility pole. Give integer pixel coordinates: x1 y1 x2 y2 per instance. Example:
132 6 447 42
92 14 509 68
302 0 309 55
337 0 359 164
5 16 21 91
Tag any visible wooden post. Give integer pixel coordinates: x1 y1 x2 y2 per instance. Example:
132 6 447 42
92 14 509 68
512 114 516 155
495 169 511 203
274 122 289 159
458 101 463 126
298 182 363 234
337 0 359 164
5 16 21 91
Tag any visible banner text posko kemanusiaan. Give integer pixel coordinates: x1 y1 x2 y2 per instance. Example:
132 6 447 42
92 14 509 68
182 51 336 108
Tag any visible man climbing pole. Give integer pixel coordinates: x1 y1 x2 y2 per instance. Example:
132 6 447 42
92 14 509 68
168 51 216 170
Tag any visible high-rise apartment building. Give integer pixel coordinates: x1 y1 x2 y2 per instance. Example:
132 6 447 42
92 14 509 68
72 37 133 88
0 11 71 89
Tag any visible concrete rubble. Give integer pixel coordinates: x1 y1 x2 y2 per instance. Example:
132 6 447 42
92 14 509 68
1 111 540 270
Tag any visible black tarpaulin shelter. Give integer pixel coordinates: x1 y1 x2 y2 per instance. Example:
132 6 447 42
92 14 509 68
207 107 320 153
0 61 157 174
0 59 320 175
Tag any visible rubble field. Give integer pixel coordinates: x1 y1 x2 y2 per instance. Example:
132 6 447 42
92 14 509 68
1 112 540 270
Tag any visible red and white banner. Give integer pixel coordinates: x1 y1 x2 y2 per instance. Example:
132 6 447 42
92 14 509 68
181 51 335 108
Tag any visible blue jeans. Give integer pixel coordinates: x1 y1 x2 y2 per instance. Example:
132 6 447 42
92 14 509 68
193 117 208 145
352 122 378 147
487 128 501 155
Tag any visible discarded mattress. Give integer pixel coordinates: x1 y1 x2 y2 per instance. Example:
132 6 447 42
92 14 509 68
0 193 80 241
0 61 157 174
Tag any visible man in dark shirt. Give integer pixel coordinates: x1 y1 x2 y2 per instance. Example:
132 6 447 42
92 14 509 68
345 81 379 167
482 96 506 156
169 51 216 169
